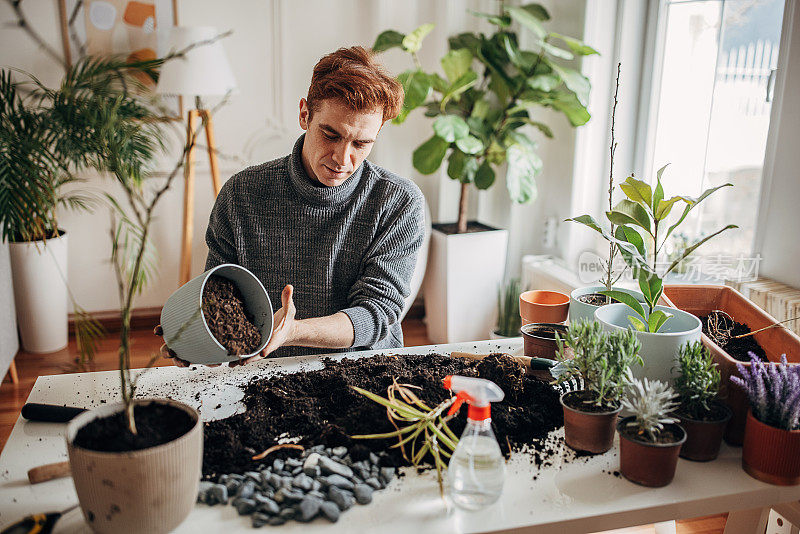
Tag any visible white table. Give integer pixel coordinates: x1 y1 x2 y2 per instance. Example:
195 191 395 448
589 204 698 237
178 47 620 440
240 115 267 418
1 339 798 534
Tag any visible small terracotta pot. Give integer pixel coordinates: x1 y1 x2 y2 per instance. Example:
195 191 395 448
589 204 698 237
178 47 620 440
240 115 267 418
741 411 800 485
618 417 686 487
561 391 621 454
520 290 569 324
520 323 567 359
674 403 732 462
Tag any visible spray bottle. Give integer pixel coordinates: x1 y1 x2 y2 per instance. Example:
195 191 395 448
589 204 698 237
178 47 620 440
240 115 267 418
443 375 505 510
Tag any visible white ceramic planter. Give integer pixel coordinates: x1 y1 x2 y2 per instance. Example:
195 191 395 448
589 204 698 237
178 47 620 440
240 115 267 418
9 231 68 353
66 399 202 534
569 285 646 326
160 263 273 365
0 240 18 380
423 226 508 343
594 303 701 385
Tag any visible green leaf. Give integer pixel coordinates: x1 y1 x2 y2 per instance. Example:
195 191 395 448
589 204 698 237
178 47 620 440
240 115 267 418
654 196 682 221
548 62 590 106
447 149 478 182
469 10 511 27
608 199 652 235
527 74 560 92
501 34 527 72
665 182 734 240
525 120 553 138
550 33 600 55
600 290 646 320
486 141 506 165
506 143 540 203
653 165 666 211
519 3 550 21
567 214 603 234
664 224 738 275
441 70 479 109
614 225 647 272
549 91 590 126
619 176 653 208
373 30 406 52
540 41 574 60
455 135 483 155
448 32 481 56
506 6 546 39
433 115 470 142
441 49 473 83
402 23 435 53
427 73 450 93
412 135 449 175
648 310 673 333
628 315 648 332
397 69 432 112
638 271 663 308
474 160 495 189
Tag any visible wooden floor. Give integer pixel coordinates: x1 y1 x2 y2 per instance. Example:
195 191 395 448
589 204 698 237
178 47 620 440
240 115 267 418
0 317 726 533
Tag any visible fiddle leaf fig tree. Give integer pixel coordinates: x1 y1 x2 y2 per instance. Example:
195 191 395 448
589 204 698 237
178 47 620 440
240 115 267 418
373 2 597 233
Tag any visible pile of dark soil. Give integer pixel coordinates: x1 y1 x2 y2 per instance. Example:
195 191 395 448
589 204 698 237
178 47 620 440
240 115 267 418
700 314 767 362
203 353 563 480
577 293 619 306
73 403 195 452
204 276 261 355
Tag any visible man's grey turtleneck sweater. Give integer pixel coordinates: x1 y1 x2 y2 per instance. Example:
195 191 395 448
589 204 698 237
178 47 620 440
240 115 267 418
204 135 425 358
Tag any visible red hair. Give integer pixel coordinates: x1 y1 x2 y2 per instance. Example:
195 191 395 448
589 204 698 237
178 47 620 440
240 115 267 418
306 46 404 123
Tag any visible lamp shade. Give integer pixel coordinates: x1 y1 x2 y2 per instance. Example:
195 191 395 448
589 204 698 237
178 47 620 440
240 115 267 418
156 26 237 97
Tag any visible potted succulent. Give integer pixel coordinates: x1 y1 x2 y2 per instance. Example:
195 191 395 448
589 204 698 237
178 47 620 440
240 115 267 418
374 3 596 342
731 355 800 485
491 278 522 339
593 164 736 384
554 320 642 454
672 341 731 461
618 378 686 487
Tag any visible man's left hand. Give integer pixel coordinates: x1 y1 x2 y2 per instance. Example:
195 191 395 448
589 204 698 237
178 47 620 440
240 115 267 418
237 284 296 365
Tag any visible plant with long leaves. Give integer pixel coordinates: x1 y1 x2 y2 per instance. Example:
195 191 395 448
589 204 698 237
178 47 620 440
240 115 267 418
351 379 460 494
598 165 737 332
731 354 800 431
373 2 597 233
495 278 522 337
673 341 721 420
621 377 679 442
555 320 643 408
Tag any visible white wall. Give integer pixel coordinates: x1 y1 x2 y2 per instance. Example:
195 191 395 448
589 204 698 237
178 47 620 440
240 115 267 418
0 0 589 313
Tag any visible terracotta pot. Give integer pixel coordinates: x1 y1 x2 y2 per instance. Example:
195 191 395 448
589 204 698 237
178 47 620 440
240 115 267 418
663 284 800 445
560 391 621 454
66 399 202 534
520 290 569 324
617 417 686 487
741 411 800 485
674 403 732 461
520 323 567 359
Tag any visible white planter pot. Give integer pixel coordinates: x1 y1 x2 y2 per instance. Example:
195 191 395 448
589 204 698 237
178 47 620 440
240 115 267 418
594 303 702 385
9 231 68 353
0 240 18 379
423 225 508 343
66 398 202 534
569 285 646 326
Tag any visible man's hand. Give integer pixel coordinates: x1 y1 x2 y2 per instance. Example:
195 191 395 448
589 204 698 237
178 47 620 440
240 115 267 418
238 284 297 365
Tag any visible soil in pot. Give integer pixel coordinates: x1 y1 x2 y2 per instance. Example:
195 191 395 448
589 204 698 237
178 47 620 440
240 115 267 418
521 323 567 360
561 390 621 454
576 293 620 306
203 275 261 356
674 403 731 462
73 403 195 452
202 353 563 479
700 313 767 363
433 221 498 235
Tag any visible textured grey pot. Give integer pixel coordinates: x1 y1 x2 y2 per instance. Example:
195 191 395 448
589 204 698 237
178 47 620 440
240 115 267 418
160 264 273 365
594 303 701 385
569 285 646 326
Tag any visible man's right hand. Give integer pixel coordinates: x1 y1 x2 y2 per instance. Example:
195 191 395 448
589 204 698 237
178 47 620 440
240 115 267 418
154 325 191 367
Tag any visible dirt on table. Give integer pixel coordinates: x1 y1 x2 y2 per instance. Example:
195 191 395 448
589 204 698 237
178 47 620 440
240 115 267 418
202 353 563 480
700 314 767 362
203 275 261 356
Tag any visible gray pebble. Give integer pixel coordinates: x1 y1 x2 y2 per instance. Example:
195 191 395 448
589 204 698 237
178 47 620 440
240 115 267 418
286 458 302 468
254 496 280 515
369 452 380 465
208 484 228 506
353 464 370 480
267 473 282 489
323 474 354 490
354 484 373 505
229 474 245 481
237 480 256 500
234 498 257 515
245 471 261 482
380 467 396 484
275 487 305 503
311 479 322 491
278 470 292 478
328 486 356 511
308 490 326 499
218 474 229 484
291 466 303 476
310 445 325 453
293 473 314 492
320 501 340 522
224 479 241 494
279 507 296 519
197 481 214 503
331 446 348 457
319 456 354 478
298 496 322 522
281 477 293 489
251 512 271 528
304 465 321 477
365 477 382 490
272 459 285 472
268 516 287 526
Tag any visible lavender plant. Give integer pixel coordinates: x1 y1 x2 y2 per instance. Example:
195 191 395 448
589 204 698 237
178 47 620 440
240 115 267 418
555 320 643 408
731 354 800 431
621 378 679 442
673 341 721 420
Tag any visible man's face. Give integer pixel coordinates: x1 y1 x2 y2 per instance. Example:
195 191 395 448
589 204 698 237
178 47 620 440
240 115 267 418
298 98 383 187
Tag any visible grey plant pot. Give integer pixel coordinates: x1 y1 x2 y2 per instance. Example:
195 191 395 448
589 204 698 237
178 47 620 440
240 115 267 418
160 264 273 365
569 285 646 326
594 303 701 385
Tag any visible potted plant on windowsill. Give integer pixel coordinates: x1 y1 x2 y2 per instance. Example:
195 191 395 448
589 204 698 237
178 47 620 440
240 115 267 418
672 341 731 461
618 378 686 487
373 2 595 342
554 320 642 454
491 278 522 339
592 164 736 384
731 355 800 485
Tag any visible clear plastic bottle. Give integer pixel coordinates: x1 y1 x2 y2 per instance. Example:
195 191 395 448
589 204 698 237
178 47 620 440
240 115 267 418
447 418 505 510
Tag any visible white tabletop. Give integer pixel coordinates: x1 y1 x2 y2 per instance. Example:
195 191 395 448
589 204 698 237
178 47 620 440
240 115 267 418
1 339 799 534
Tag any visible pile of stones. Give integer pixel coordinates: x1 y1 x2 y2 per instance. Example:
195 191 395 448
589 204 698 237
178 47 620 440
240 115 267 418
197 445 397 527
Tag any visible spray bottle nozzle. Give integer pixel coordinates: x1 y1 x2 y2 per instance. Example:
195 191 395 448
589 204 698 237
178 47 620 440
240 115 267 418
443 375 504 421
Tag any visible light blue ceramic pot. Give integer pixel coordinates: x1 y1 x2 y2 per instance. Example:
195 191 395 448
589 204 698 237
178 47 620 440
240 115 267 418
569 285 646 326
594 303 701 385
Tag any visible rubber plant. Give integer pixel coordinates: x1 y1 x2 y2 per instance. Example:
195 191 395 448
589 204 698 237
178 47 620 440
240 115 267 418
373 3 597 233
